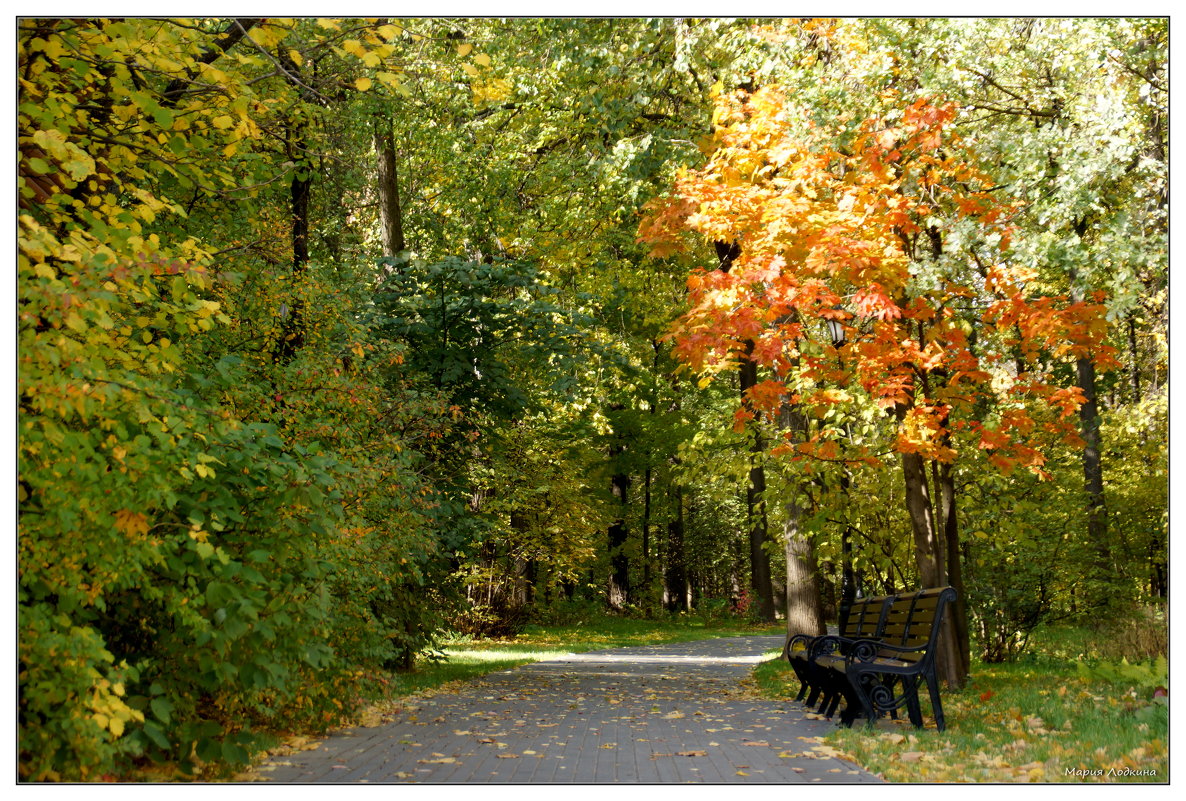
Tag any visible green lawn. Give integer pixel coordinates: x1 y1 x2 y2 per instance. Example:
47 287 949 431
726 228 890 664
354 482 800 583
751 635 1168 783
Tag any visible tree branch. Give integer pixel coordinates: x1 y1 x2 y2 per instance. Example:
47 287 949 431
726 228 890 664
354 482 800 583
160 18 263 105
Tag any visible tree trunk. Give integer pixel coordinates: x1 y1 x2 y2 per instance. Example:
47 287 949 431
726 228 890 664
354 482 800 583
935 459 970 685
291 164 310 270
838 471 857 631
1127 314 1141 403
896 396 966 688
374 117 406 258
900 448 942 588
1076 356 1113 576
607 441 631 610
664 483 689 612
783 489 826 640
900 447 964 688
509 511 531 608
746 447 775 621
642 464 653 596
740 342 776 622
713 238 774 620
1067 264 1114 593
275 108 310 363
779 399 824 640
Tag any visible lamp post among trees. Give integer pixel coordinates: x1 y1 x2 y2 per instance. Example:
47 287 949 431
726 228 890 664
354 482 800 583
825 314 857 633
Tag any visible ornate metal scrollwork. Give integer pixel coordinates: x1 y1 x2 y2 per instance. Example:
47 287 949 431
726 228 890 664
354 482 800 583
859 672 921 714
849 640 880 663
810 635 843 659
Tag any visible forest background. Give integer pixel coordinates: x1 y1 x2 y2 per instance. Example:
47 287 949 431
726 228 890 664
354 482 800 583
15 16 1168 780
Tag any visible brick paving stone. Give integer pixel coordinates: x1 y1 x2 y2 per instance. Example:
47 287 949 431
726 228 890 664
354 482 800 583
252 635 883 784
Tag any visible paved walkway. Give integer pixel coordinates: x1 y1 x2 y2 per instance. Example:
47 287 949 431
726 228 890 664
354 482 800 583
253 635 881 783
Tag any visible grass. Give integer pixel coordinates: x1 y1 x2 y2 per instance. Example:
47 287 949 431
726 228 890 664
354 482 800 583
751 627 1168 783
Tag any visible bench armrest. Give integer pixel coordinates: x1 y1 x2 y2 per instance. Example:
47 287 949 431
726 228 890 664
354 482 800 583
844 638 927 667
810 634 870 659
784 633 816 659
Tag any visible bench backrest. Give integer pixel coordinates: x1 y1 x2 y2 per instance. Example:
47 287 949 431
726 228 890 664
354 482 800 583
877 587 956 663
841 595 896 639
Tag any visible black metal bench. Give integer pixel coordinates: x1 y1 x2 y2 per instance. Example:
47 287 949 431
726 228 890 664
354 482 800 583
783 594 895 709
813 586 957 731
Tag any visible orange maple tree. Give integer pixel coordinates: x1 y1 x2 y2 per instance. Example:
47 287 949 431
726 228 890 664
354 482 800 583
641 85 1119 686
640 85 1117 478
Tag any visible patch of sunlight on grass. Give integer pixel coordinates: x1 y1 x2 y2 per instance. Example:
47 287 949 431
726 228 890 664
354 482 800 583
439 647 574 663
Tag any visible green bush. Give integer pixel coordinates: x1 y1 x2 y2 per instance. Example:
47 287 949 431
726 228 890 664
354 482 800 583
18 256 453 779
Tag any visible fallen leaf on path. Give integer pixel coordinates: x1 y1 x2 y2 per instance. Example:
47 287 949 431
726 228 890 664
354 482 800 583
811 745 843 758
677 751 706 757
358 710 386 727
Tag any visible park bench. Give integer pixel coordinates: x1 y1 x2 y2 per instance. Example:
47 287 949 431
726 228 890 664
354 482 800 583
812 586 958 731
783 594 896 709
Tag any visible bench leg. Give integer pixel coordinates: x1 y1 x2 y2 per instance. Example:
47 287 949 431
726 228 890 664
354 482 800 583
821 669 850 718
927 673 946 732
837 681 866 727
823 689 842 719
904 681 923 728
787 656 811 703
845 669 878 728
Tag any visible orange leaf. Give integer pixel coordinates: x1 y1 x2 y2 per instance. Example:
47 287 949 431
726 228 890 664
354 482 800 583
113 509 150 538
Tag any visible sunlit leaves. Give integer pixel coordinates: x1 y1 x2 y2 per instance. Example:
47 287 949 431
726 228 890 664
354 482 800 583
643 82 1114 476
17 16 462 780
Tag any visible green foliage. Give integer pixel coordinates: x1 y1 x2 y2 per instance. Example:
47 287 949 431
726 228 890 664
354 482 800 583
18 17 456 780
18 15 1167 781
373 255 586 422
1076 656 1167 692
